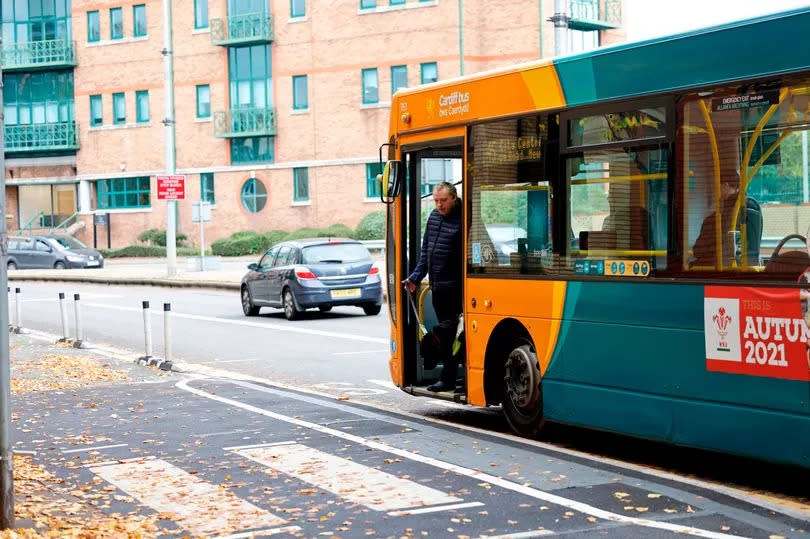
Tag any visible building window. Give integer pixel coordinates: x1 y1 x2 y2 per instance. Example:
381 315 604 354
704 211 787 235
292 75 308 110
87 11 100 42
133 4 147 37
362 68 378 104
97 177 151 209
391 65 407 96
3 72 75 127
4 0 71 46
196 84 211 118
240 178 267 213
228 44 272 110
136 90 149 122
112 92 126 124
293 168 309 201
360 0 376 8
90 95 103 126
194 0 208 29
110 7 123 39
366 162 383 198
231 136 274 165
390 0 404 4
200 173 215 204
291 0 305 17
421 62 438 84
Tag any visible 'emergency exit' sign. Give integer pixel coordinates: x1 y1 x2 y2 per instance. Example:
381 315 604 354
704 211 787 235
157 175 186 200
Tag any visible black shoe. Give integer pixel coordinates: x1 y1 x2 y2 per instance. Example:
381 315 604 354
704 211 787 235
427 380 452 392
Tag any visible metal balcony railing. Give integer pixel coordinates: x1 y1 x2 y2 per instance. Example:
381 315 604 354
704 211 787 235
2 39 77 71
569 0 621 31
4 121 80 153
213 108 277 138
210 12 273 46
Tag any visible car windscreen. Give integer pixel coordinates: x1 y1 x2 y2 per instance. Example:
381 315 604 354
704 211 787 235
301 243 370 264
51 236 87 250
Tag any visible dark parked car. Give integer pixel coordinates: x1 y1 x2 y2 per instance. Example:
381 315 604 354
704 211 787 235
7 235 104 270
241 238 383 320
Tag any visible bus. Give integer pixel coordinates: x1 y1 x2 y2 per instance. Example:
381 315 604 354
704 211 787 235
378 7 810 469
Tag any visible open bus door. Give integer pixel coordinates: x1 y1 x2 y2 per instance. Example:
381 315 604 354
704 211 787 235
398 139 466 401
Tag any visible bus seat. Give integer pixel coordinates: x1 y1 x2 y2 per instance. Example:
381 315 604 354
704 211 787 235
743 197 763 265
764 250 810 276
417 286 439 331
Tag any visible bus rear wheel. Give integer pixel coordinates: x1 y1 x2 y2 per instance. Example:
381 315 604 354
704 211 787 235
502 341 544 437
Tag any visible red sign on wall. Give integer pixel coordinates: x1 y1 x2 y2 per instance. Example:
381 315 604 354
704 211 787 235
157 175 186 200
705 285 810 381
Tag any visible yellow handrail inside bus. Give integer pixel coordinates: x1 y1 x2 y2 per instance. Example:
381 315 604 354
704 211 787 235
570 172 666 185
698 99 723 270
417 284 431 325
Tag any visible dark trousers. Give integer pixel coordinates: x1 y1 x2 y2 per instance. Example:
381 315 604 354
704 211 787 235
431 285 462 384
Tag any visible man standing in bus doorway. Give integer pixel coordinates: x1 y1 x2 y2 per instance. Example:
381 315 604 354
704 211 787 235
402 181 463 392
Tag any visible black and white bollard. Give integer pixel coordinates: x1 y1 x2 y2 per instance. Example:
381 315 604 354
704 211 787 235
161 303 173 370
138 301 153 365
58 293 70 342
72 293 88 348
13 287 27 334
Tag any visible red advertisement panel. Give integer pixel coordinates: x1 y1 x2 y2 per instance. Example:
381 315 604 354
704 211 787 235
705 286 810 381
157 175 186 200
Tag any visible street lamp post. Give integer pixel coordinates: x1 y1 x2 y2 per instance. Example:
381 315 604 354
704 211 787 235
162 0 178 277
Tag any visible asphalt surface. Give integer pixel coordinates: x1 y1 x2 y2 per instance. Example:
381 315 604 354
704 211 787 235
12 333 809 538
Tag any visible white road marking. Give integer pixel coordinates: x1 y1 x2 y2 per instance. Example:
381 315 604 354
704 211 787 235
62 443 127 454
177 378 750 539
368 379 397 389
83 302 387 344
90 458 291 537
330 349 388 356
310 382 387 396
215 526 304 539
202 358 259 364
224 441 297 451
387 501 485 516
477 530 555 538
195 429 262 439
234 443 462 511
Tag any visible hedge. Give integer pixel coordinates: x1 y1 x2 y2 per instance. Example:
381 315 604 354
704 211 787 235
354 211 385 240
137 228 188 247
99 245 206 258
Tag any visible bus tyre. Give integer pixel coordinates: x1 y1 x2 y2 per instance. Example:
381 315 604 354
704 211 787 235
502 341 544 437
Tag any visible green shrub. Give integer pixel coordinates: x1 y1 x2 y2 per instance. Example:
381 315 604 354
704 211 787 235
211 231 270 256
262 230 289 248
318 223 354 239
99 245 206 258
282 227 322 241
137 228 187 247
354 211 385 240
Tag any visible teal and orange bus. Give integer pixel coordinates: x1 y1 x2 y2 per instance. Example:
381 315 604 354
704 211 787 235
380 7 810 468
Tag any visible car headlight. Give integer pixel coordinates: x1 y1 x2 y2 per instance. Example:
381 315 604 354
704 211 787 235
66 255 85 263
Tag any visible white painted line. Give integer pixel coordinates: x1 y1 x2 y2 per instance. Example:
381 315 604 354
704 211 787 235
195 429 261 439
477 530 555 538
203 359 259 364
215 526 303 539
90 458 288 537
223 441 297 451
368 379 397 389
331 349 388 356
177 378 750 539
62 443 128 454
235 443 462 511
387 501 485 516
83 302 387 344
85 456 155 468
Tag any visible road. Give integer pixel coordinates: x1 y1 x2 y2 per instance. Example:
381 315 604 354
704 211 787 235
13 332 809 538
8 280 810 537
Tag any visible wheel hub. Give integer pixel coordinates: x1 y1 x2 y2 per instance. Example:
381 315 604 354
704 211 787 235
504 348 539 410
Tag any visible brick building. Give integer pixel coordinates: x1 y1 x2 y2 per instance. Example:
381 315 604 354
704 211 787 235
2 0 625 249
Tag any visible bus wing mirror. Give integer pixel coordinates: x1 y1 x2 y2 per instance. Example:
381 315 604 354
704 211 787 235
379 160 401 203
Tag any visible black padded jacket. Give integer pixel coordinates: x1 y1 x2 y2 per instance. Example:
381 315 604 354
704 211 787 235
408 199 462 291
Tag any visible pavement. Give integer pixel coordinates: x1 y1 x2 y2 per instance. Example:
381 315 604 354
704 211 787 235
7 256 250 291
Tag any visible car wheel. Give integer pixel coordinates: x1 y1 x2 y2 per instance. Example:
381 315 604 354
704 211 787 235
7 261 16 271
54 261 66 270
502 340 544 437
283 288 301 321
362 303 381 316
318 306 332 312
241 286 260 316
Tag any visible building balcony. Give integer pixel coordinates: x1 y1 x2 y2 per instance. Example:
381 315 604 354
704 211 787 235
568 0 621 31
213 108 276 138
210 12 274 46
4 121 80 153
2 39 77 71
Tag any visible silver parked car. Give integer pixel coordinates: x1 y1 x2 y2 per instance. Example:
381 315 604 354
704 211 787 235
7 235 104 270
241 238 383 320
